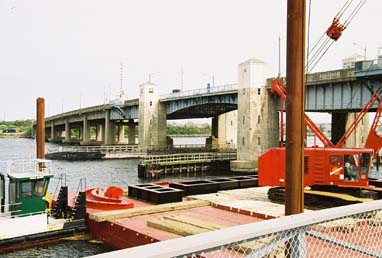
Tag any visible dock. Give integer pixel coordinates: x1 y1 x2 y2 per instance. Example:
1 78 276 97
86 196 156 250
138 152 236 178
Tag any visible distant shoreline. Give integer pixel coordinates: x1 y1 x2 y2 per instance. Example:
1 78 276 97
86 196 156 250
0 133 24 138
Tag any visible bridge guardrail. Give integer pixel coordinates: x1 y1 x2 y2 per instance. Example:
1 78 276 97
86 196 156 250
147 143 236 154
48 145 142 154
160 83 237 100
48 144 237 155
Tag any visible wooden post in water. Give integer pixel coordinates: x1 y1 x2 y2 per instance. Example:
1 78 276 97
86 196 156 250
36 98 45 160
285 0 305 215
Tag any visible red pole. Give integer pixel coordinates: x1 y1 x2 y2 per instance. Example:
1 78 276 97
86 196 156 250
285 0 306 215
36 98 45 160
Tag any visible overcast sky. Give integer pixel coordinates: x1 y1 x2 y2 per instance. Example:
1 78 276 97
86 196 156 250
0 0 380 121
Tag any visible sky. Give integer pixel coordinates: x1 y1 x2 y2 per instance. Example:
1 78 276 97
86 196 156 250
0 0 380 121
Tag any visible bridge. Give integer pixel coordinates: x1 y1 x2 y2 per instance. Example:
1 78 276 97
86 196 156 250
40 58 382 172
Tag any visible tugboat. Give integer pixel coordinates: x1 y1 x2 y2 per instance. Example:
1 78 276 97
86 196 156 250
0 98 87 253
0 158 87 252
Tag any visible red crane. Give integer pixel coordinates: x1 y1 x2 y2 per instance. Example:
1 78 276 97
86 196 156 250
260 78 382 190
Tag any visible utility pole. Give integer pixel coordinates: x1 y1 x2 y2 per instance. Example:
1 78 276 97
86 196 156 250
278 36 282 78
285 0 305 216
120 62 125 99
353 42 367 60
181 66 184 90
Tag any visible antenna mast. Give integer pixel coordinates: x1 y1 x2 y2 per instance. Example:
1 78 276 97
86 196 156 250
119 62 125 99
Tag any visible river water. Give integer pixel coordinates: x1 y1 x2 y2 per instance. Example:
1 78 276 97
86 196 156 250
0 137 237 257
3 137 381 257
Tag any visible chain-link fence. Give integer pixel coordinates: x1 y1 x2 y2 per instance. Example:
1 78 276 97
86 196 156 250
90 201 382 258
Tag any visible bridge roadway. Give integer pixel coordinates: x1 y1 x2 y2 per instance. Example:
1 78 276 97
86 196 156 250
41 59 382 169
46 63 382 123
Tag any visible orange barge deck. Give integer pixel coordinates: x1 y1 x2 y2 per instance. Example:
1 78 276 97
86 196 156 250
86 187 285 250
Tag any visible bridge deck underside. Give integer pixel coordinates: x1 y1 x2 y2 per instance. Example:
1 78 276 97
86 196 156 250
165 93 238 119
167 103 237 119
305 77 382 112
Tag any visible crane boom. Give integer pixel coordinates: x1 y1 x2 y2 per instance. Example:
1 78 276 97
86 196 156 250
365 99 382 158
270 79 334 147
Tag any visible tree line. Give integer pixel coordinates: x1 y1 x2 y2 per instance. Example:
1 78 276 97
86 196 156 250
0 120 34 137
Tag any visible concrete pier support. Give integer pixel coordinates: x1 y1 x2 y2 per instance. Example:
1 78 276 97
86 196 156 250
331 112 369 147
231 58 279 172
213 111 237 146
49 122 55 141
64 120 71 143
138 82 167 151
345 113 369 148
82 115 90 144
331 113 347 145
207 111 237 146
96 124 104 142
104 111 116 145
117 124 125 144
128 119 136 145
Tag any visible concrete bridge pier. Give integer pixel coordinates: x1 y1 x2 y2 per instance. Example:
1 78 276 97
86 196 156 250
231 58 279 173
206 117 219 146
331 112 369 147
138 82 167 151
117 124 125 144
127 119 136 145
208 111 237 146
96 124 103 142
104 111 116 145
81 115 91 145
64 119 71 143
49 122 55 141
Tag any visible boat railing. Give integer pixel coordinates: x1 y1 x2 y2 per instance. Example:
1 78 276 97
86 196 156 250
6 159 52 176
0 202 22 218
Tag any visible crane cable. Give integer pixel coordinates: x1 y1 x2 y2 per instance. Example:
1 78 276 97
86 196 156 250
305 0 367 74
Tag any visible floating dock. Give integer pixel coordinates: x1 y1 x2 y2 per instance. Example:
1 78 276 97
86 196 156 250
138 152 236 178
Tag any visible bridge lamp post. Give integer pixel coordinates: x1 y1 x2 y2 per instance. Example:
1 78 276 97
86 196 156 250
353 42 367 60
203 73 215 88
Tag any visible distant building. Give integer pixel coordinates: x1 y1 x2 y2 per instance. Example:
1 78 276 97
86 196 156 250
342 54 364 69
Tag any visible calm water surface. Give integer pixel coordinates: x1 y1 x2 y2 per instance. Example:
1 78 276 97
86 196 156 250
3 137 382 257
0 137 236 257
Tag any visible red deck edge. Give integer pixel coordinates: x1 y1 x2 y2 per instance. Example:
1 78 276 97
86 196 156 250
88 220 159 249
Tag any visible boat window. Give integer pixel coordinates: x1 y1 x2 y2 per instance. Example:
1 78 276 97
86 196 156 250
9 182 16 204
344 154 359 181
34 179 46 197
9 181 18 213
360 153 370 175
330 155 343 165
21 181 33 198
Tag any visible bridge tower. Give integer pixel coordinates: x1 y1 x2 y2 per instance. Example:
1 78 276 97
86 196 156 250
138 82 167 151
231 58 279 172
